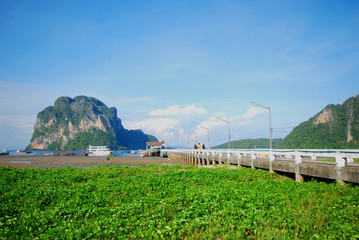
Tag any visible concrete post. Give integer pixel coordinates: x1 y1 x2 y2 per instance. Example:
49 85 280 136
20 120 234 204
336 151 346 185
237 151 242 167
295 150 304 183
251 150 256 169
269 150 275 172
346 155 354 163
295 150 303 163
227 152 230 164
336 151 346 167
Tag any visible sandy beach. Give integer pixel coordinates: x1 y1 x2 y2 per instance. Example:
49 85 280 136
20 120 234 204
0 155 188 169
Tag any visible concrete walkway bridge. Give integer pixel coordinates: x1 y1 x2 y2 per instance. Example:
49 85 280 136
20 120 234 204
164 149 359 185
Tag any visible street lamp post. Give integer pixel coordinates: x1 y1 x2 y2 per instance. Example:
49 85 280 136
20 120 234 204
217 117 231 149
192 132 198 147
199 126 210 149
251 101 272 149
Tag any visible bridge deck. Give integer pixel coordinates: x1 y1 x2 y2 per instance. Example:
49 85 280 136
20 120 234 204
165 149 359 184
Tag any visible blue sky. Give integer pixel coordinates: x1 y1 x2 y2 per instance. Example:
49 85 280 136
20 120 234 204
1 0 359 149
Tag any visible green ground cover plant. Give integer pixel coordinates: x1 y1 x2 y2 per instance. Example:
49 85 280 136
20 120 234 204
0 165 358 239
318 158 359 163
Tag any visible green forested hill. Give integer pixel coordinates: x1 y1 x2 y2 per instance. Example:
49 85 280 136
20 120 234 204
213 94 359 149
281 94 359 149
212 138 283 149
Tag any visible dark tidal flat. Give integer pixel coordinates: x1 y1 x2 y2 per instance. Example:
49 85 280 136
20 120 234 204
0 155 188 168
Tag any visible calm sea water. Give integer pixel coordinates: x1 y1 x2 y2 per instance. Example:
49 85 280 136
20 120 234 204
8 149 141 157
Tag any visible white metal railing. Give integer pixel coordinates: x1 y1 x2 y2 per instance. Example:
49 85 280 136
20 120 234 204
164 149 359 167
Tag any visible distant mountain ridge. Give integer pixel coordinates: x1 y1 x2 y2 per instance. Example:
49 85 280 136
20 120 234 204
213 95 359 149
212 138 283 149
28 96 157 150
281 94 359 149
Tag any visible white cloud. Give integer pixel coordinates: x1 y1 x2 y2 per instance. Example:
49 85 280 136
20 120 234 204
149 104 206 116
240 107 268 120
123 106 268 146
0 115 35 133
178 128 185 136
127 118 180 136
127 105 208 145
182 105 207 115
195 107 267 133
195 117 223 132
0 115 36 149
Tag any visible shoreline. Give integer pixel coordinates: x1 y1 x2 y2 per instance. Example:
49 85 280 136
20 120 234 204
0 155 189 169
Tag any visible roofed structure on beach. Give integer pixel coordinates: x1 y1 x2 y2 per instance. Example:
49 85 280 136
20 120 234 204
146 141 166 150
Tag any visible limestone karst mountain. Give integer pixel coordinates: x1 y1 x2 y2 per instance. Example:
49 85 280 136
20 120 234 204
28 96 157 150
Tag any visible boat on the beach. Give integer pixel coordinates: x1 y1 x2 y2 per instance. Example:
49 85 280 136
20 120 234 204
16 150 33 154
60 152 75 156
87 145 112 156
53 152 75 156
0 149 9 155
140 150 146 157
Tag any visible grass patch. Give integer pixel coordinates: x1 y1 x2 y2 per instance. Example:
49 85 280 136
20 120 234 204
317 158 359 163
317 158 336 162
0 165 358 239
